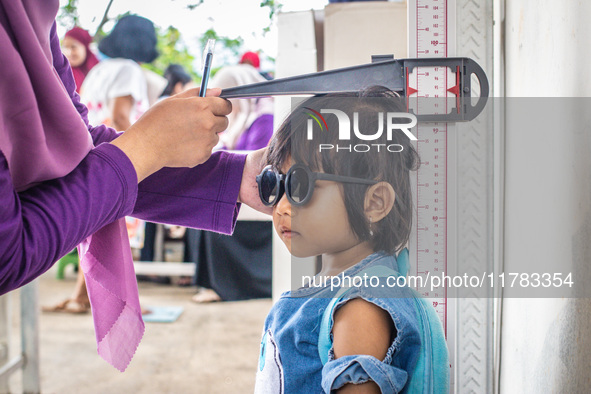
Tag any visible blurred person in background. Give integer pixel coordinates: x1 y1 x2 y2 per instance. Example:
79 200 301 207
80 15 161 131
140 64 196 286
215 64 274 151
188 63 274 303
61 27 99 93
161 64 195 97
240 50 273 80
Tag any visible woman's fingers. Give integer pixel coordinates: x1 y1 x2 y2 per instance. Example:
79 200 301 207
173 87 222 98
174 87 199 98
196 96 232 117
205 87 222 97
213 114 230 134
239 147 273 214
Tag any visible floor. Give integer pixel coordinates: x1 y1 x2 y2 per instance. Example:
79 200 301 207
5 266 272 394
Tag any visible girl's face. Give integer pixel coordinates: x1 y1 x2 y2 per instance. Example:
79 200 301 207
272 158 364 259
62 36 87 67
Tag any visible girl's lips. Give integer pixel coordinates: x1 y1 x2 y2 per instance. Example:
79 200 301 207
281 230 298 239
278 225 298 239
282 231 291 239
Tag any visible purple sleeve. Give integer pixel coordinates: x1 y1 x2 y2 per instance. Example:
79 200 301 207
0 144 138 294
0 145 246 294
134 151 247 234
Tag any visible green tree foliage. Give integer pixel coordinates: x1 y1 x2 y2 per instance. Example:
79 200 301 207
199 28 243 57
57 0 80 30
186 0 205 10
57 0 276 79
260 0 283 34
197 29 245 78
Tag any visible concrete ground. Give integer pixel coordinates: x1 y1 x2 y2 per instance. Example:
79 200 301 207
6 266 272 394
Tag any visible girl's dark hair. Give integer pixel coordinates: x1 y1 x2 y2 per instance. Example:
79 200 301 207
161 64 193 97
267 86 420 254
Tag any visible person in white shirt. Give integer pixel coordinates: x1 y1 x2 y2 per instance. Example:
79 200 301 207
80 15 159 131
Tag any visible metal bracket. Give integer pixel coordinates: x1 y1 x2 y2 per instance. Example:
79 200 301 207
220 56 489 122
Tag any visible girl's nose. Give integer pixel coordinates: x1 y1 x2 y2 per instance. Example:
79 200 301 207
274 192 291 216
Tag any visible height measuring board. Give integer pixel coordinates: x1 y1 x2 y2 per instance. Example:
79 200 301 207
405 0 463 377
406 1 496 391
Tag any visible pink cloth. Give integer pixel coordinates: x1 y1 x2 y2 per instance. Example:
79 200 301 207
79 222 143 371
0 0 143 371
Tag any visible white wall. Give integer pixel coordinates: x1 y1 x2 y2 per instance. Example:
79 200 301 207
505 1 591 97
501 1 591 392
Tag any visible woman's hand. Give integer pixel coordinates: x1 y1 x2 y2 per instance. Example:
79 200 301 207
239 147 273 215
111 88 231 182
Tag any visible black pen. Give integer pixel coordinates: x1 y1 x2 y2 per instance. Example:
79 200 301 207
199 39 215 97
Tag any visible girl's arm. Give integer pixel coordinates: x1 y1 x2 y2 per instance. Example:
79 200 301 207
332 298 396 393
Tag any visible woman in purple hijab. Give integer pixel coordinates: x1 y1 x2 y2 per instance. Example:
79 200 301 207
0 0 268 372
62 26 99 93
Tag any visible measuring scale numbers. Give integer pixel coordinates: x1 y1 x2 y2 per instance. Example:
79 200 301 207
405 60 464 329
408 0 459 331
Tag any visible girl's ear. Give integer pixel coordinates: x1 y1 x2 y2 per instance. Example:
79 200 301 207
364 182 396 222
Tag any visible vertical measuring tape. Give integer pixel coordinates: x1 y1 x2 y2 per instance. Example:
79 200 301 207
408 0 458 388
407 1 497 391
408 0 456 332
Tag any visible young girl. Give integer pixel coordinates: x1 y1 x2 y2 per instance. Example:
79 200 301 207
254 87 449 393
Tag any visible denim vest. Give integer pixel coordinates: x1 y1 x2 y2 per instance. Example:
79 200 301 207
254 251 449 393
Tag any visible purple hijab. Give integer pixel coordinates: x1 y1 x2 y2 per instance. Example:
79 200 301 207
0 0 92 189
0 0 143 372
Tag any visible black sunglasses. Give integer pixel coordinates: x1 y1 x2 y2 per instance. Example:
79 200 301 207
256 164 378 207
